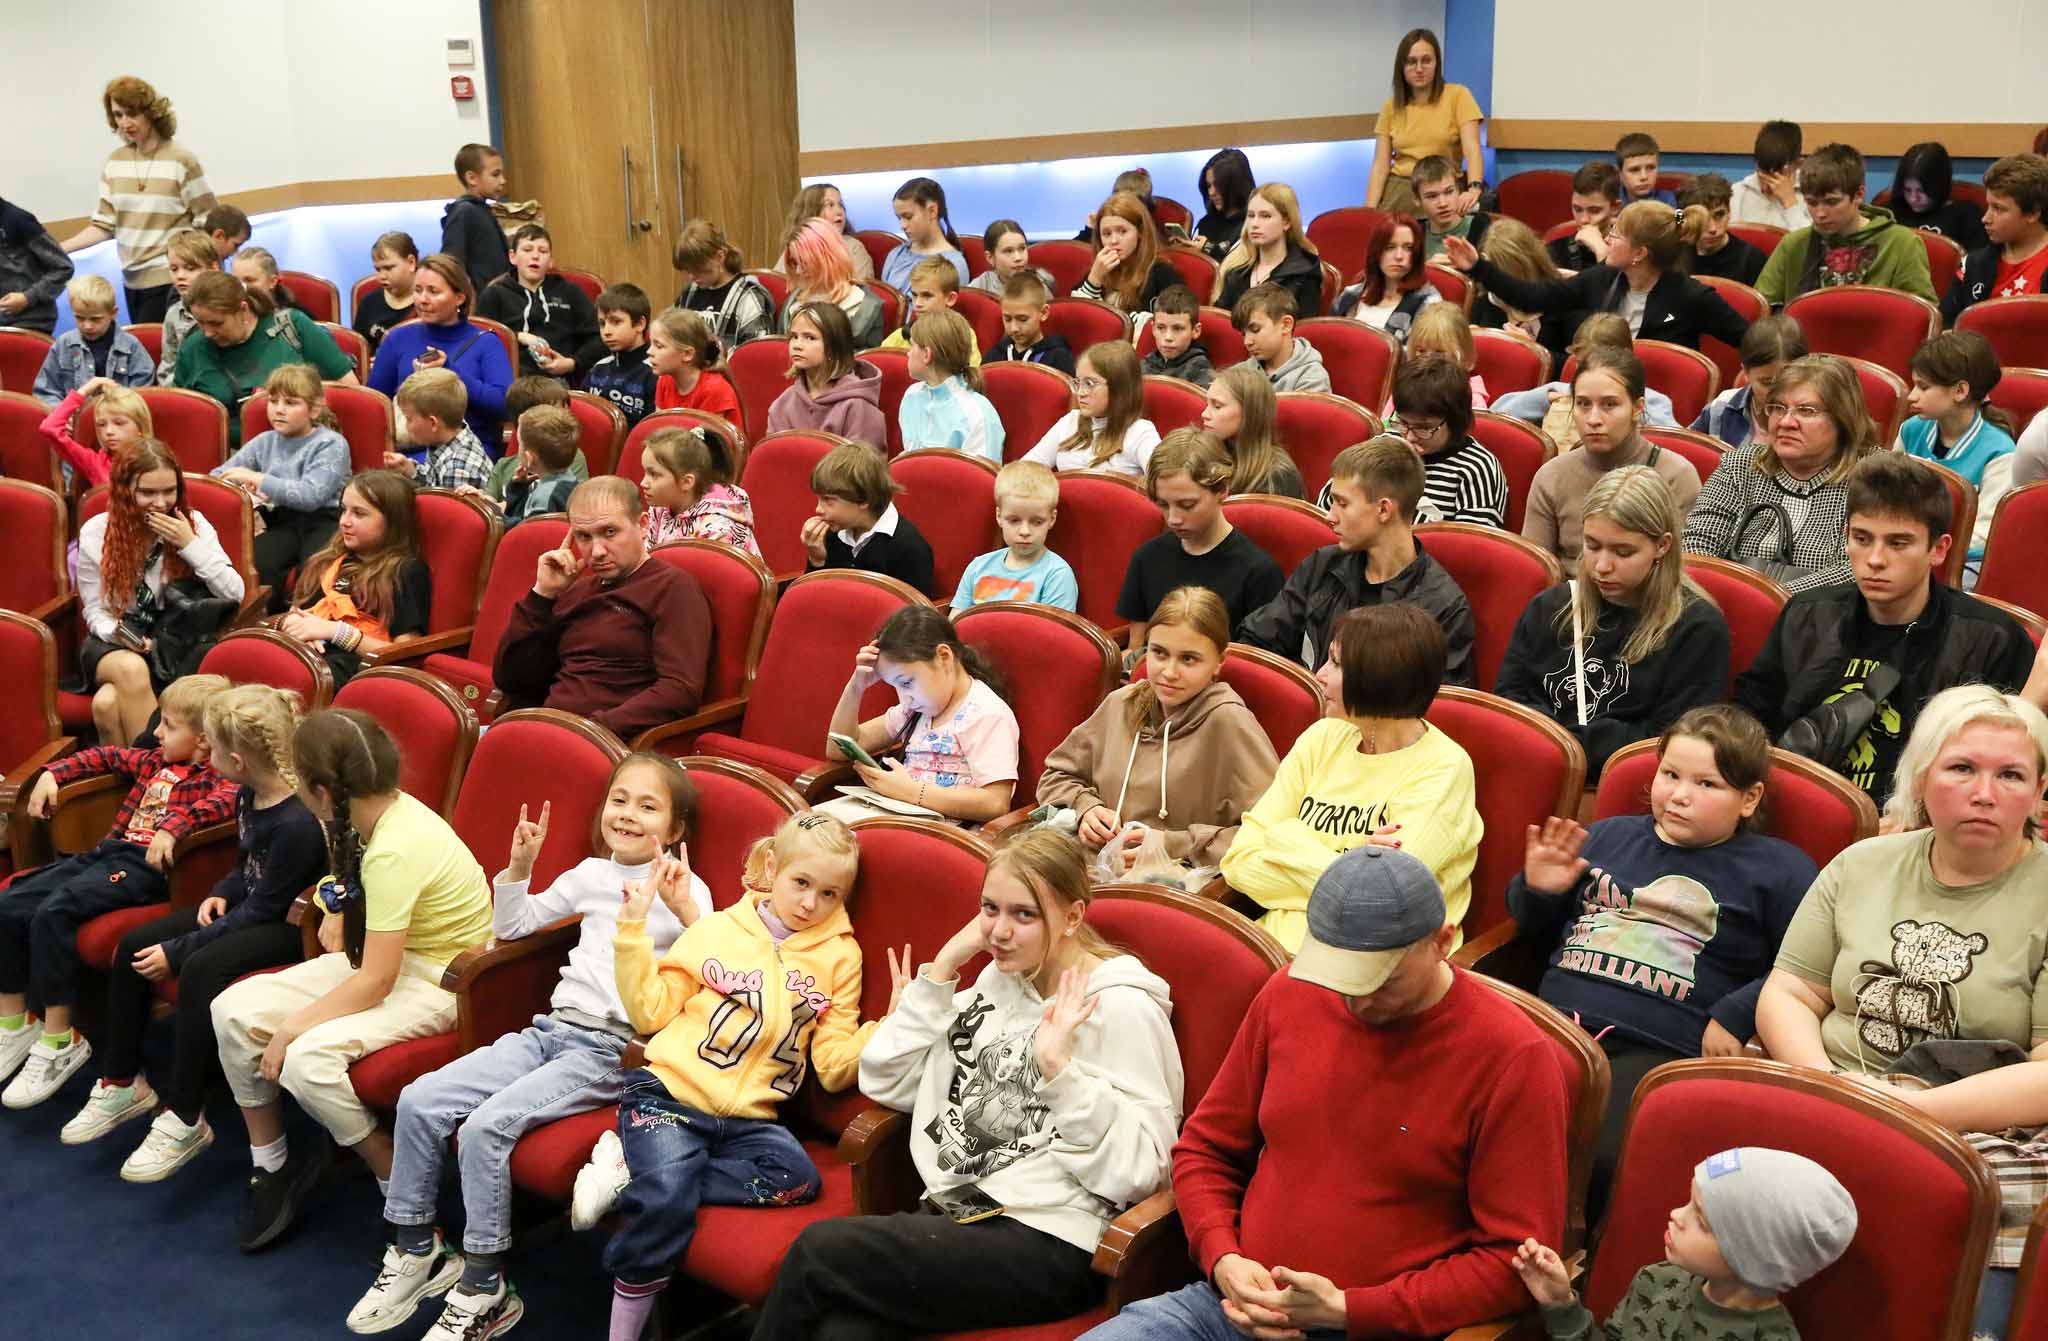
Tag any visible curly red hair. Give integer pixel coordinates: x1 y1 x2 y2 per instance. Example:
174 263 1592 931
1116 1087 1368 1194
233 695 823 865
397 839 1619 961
99 441 190 617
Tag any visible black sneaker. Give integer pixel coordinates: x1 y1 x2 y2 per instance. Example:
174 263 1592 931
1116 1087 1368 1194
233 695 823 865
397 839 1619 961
237 1146 327 1253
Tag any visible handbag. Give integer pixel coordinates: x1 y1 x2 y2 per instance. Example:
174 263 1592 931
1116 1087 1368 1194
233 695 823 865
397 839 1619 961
1778 662 1904 772
141 579 238 683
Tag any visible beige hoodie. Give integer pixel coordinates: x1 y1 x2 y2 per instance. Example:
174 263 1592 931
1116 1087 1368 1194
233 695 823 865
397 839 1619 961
1037 680 1279 866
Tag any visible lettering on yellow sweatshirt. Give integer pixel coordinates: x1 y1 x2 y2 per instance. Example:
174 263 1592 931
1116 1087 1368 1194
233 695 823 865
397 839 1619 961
614 896 874 1119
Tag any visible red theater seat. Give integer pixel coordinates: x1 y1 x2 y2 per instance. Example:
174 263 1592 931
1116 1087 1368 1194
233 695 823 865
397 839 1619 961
1471 327 1551 399
1683 555 1788 679
1784 285 1939 379
1273 392 1378 504
1140 375 1206 436
1414 522 1565 693
1222 494 1335 577
1294 317 1401 411
1470 411 1557 534
419 515 567 720
1046 472 1164 632
736 429 844 581
1042 298 1130 358
889 449 999 601
983 362 1076 464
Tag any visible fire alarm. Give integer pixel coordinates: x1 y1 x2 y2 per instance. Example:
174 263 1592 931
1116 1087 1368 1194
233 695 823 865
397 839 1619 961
450 75 475 100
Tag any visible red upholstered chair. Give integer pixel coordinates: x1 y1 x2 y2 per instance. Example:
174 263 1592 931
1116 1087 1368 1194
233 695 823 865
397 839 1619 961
320 323 371 380
1027 240 1095 298
1425 263 1473 313
1979 482 2048 617
1306 206 1389 284
1426 687 1585 943
1642 425 1726 482
1917 457 1975 587
125 323 164 366
1684 556 1788 679
956 601 1119 798
377 489 501 661
1471 327 1552 399
418 515 566 719
857 348 914 455
0 479 69 625
629 539 777 754
1140 375 1206 435
1695 276 1768 390
0 391 64 491
1919 232 1962 303
1273 392 1379 503
138 387 229 472
1784 285 1940 378
2007 1201 2048 1341
855 230 903 278
1840 355 1910 445
1216 643 1324 757
745 268 790 313
1414 522 1566 692
552 267 606 303
0 329 53 396
1294 318 1401 411
332 667 477 816
1989 367 2048 430
1043 298 1130 357
727 335 792 448
673 757 805 908
952 286 1003 354
1587 1059 1994 1341
1159 245 1219 299
694 570 926 797
1497 171 1575 231
984 362 1076 464
889 449 999 601
1222 494 1336 577
1153 197 1195 232
242 383 395 475
958 235 988 279
1979 595 2046 647
470 317 519 370
276 271 339 322
197 627 335 711
1470 410 1558 534
565 389 627 476
1959 296 2048 373
0 612 68 858
1047 471 1164 632
737 429 844 581
618 407 744 489
863 281 905 339
1728 223 1785 258
1634 339 1721 425
349 275 380 318
1317 260 1342 316
1593 738 1878 870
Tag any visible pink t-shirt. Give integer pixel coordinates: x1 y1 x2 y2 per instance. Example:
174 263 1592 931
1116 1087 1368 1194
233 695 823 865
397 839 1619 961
880 678 1020 789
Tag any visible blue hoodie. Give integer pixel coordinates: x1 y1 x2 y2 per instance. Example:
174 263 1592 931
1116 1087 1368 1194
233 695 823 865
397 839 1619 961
368 317 515 448
897 375 1005 463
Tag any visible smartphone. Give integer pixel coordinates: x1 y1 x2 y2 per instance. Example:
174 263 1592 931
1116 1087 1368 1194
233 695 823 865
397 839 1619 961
829 732 879 769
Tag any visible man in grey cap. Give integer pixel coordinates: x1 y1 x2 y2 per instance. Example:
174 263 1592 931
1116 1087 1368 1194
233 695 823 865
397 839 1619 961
1079 846 1569 1340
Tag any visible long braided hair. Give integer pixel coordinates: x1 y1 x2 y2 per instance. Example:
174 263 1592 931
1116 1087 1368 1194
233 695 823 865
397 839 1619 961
292 708 402 967
203 684 303 791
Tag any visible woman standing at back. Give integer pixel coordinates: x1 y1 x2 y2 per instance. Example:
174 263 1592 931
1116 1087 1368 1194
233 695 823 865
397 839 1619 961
1366 29 1486 217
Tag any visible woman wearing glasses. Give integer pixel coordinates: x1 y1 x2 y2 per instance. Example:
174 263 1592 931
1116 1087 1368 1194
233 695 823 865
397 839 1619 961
1367 28 1487 217
1684 355 1881 593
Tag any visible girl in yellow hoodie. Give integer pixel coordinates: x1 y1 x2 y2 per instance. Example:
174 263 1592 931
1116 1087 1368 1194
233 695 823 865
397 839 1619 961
594 811 873 1340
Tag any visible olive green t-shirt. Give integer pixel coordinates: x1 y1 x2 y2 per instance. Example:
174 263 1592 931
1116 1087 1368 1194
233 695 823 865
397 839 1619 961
1541 1262 1798 1340
361 790 492 968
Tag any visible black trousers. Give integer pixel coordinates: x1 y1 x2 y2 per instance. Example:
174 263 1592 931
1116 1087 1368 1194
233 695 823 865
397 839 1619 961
751 1210 1101 1341
253 507 339 608
0 841 166 1009
98 906 302 1124
1591 1036 1688 1229
124 283 173 324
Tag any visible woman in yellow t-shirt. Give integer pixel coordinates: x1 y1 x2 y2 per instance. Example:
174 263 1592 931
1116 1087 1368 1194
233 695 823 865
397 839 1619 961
1369 28 1487 217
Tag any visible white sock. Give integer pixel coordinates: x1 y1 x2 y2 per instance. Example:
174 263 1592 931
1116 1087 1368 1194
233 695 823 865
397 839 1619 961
251 1136 288 1173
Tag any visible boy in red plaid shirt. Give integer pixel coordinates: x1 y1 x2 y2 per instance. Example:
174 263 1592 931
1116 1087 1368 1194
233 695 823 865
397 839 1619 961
0 674 236 1109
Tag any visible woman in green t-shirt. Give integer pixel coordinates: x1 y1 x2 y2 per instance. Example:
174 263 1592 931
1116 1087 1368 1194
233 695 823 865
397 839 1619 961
174 270 358 447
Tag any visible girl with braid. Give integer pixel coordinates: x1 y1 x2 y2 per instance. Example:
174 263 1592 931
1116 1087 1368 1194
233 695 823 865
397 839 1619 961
61 685 329 1183
210 710 490 1254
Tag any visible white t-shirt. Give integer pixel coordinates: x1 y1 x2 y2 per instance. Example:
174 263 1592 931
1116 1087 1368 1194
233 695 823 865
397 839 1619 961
1022 411 1162 478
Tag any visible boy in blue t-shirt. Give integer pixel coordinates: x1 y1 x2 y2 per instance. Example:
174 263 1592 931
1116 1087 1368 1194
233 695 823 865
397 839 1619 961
1897 329 2018 568
949 461 1077 616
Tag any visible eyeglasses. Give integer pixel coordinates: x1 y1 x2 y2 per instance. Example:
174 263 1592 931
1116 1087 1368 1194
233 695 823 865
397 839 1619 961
1075 377 1107 392
1399 418 1447 440
1765 402 1828 423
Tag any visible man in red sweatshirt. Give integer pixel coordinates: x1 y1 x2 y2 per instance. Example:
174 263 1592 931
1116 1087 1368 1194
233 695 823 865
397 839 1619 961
494 475 710 742
1080 845 1569 1340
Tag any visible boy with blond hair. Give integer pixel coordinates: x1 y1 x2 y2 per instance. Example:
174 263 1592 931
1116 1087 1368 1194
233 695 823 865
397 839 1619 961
950 461 1078 614
155 228 219 386
880 256 982 364
34 274 154 404
388 368 493 491
988 272 1076 374
502 405 582 524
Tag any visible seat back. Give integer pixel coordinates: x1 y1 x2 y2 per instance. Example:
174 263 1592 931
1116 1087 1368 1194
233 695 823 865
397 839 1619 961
1988 367 2048 430
1842 355 1910 444
1216 643 1323 757
649 539 776 706
2006 1201 2048 1341
0 611 61 777
727 336 791 448
951 287 1003 354
857 348 914 455
0 329 54 397
180 474 260 592
1694 277 1769 390
1978 595 2047 647
1784 285 1940 378
242 383 394 474
1469 411 1557 533
138 386 229 472
1497 171 1575 230
854 230 903 279
1979 481 2048 615
1476 974 1612 1252
1140 375 1207 435
676 757 806 909
1635 339 1721 425
0 480 66 617
737 570 925 754
1026 240 1095 298
333 667 477 815
1917 457 1975 586
443 513 563 706
957 235 988 279
0 391 63 491
955 602 1120 791
1413 522 1565 691
618 408 745 489
1159 246 1219 300
1683 555 1788 679
349 275 380 319
736 429 843 580
1595 738 1878 869
1042 298 1130 358
470 317 519 370
982 362 1075 464
1642 425 1727 482
565 390 628 476
1046 471 1165 629
320 323 371 380
1273 392 1379 503
277 271 340 322
1424 687 1586 936
1957 295 2048 372
1920 232 1962 302
889 449 999 600
1221 494 1335 578
1471 327 1552 399
126 323 165 366
1294 318 1401 411
450 709 627 888
744 268 791 313
1305 206 1390 284
1424 263 1472 312
1589 1059 1995 1341
1153 197 1194 231
413 489 501 635
553 267 606 303
1728 223 1786 258
197 628 335 709
863 280 904 336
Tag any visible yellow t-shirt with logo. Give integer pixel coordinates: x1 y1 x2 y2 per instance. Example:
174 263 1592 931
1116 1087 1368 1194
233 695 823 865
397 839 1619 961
361 790 492 968
1374 83 1485 180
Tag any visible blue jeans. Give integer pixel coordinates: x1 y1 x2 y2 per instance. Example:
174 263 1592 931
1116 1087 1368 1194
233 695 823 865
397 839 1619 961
1976 1265 2017 1340
603 1069 820 1286
385 1013 630 1254
1079 1283 1344 1341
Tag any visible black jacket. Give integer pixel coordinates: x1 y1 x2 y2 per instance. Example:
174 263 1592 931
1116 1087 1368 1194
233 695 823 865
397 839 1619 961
989 332 1077 376
1468 258 1750 352
476 273 602 377
441 195 511 294
812 515 936 598
1215 242 1325 318
0 198 73 334
1237 539 1476 686
1940 243 2003 327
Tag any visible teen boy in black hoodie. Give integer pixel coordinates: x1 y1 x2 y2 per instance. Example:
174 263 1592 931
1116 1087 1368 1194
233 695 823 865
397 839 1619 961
476 224 601 379
441 143 512 294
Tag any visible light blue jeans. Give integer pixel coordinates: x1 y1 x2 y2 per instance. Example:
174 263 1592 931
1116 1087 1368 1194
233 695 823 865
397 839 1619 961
1079 1283 1344 1340
384 1013 629 1254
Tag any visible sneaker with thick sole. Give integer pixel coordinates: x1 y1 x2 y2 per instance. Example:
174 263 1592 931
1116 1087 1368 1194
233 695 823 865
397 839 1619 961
238 1143 328 1253
421 1280 523 1341
121 1111 215 1183
61 1075 159 1144
0 1024 35 1082
2 1035 92 1109
570 1129 629 1231
346 1236 465 1334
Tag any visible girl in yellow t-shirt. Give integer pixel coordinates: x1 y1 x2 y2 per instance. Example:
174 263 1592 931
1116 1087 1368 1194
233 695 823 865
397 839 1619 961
1369 27 1487 217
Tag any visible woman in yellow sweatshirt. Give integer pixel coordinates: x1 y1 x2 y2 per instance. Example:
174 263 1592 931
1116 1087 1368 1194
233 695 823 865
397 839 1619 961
589 811 874 1339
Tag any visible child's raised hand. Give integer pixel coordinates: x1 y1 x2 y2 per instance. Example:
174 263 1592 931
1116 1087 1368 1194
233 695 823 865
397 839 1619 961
885 942 915 1014
620 871 657 923
1523 816 1590 895
507 801 549 880
1511 1238 1573 1308
1032 965 1098 1080
80 376 121 400
1439 233 1480 272
27 771 58 820
848 641 882 692
534 539 581 597
651 848 701 927
801 515 831 565
931 913 987 982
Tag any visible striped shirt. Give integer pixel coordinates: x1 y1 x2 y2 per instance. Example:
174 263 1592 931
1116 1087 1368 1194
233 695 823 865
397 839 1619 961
1417 435 1510 528
89 141 216 289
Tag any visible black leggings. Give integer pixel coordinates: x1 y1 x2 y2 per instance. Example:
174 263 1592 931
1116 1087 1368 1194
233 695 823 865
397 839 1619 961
98 906 302 1124
252 508 339 608
1591 1036 1689 1229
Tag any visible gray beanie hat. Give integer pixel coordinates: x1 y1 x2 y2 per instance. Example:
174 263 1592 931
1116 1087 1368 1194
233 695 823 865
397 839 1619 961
1693 1148 1858 1294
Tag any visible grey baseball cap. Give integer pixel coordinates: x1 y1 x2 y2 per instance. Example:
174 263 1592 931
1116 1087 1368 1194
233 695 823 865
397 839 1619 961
1289 845 1447 997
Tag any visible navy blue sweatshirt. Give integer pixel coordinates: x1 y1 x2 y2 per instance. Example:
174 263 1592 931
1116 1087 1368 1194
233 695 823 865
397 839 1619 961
159 790 327 972
1505 814 1817 1052
583 342 658 426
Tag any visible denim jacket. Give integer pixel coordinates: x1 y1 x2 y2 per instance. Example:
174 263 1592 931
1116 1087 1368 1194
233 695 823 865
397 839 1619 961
34 327 155 403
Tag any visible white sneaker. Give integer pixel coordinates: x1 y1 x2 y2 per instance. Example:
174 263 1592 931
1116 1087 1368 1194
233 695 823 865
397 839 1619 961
61 1075 159 1144
0 1021 35 1082
422 1279 523 1341
346 1236 464 1334
120 1110 214 1183
570 1129 629 1231
1 1034 92 1109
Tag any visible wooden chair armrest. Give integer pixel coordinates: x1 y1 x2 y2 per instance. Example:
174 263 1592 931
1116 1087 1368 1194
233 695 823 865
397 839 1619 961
4 736 79 869
1451 920 1550 990
231 588 273 629
1444 1253 1583 1341
45 774 128 853
363 626 474 666
481 689 506 720
442 914 585 1051
0 736 76 810
792 759 862 803
1097 1188 1197 1310
981 806 1035 839
438 915 584 993
27 591 75 627
630 699 748 753
165 819 241 910
288 893 326 960
1193 873 1230 902
838 1107 921 1215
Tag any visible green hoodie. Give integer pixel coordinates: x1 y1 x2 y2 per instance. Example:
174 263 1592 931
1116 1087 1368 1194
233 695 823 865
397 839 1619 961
1756 203 1934 306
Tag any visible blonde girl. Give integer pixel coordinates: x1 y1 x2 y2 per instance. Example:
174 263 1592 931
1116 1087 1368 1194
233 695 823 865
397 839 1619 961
276 469 431 685
880 177 968 291
648 306 742 430
1202 362 1306 497
70 685 324 1182
968 219 1055 297
777 183 872 280
1074 192 1179 314
899 310 1005 463
1472 215 1567 354
1212 182 1325 317
39 378 153 487
1407 302 1488 408
640 425 760 557
213 362 351 598
1022 340 1161 477
230 246 292 310
782 218 884 349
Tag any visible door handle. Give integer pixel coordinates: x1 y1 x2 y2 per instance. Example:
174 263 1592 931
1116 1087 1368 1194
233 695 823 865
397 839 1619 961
622 148 652 237
673 145 686 226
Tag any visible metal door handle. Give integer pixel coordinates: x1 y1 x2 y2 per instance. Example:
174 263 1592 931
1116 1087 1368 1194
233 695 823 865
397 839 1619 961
622 148 653 236
674 146 686 225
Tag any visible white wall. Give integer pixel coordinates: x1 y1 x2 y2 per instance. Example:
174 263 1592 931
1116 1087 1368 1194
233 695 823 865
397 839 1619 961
1 0 490 222
1492 0 2045 123
793 0 1444 152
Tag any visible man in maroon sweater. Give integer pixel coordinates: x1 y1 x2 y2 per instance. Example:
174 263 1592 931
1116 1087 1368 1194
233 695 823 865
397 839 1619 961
494 476 710 742
1081 846 1569 1341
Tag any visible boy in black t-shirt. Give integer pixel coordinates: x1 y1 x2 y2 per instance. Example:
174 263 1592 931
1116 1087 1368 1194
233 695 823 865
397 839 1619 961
1678 174 1767 287
1117 429 1282 649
